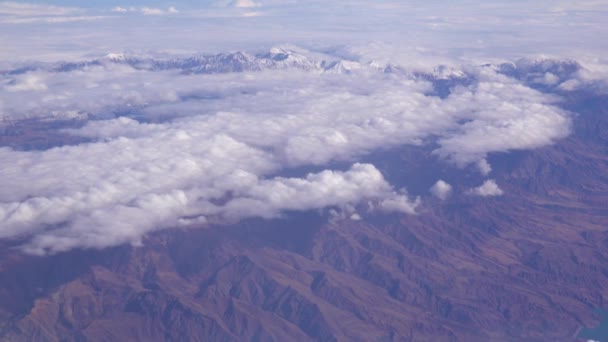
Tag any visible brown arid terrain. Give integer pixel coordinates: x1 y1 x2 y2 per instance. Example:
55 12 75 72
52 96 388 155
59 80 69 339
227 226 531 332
0 92 607 341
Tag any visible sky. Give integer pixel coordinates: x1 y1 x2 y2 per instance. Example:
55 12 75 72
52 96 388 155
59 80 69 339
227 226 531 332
0 1 607 63
0 1 607 254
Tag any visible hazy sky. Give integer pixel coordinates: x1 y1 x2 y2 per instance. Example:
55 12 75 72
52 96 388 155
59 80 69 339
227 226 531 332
1 1 607 62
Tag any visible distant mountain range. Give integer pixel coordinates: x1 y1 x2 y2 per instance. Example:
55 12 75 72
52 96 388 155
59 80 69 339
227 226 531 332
0 48 591 126
0 47 582 85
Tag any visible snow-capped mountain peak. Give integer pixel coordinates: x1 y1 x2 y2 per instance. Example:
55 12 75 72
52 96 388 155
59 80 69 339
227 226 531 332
103 53 127 62
322 60 362 74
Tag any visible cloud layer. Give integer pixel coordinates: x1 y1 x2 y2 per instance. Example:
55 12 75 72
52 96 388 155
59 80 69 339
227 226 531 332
0 51 574 253
1 0 607 64
3 0 603 255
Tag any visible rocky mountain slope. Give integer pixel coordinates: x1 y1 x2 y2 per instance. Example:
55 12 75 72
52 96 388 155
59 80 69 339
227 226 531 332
0 85 606 341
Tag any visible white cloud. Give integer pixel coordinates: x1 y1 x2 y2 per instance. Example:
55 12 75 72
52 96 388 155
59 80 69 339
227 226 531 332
434 69 571 165
378 195 420 215
231 0 260 8
110 6 179 16
0 0 606 63
141 7 165 15
5 74 47 92
0 59 571 167
0 150 415 254
0 1 105 25
554 57 608 93
430 180 452 200
0 15 107 24
222 163 417 220
0 0 604 256
0 2 80 16
468 180 504 197
477 159 492 176
0 48 579 254
214 0 261 8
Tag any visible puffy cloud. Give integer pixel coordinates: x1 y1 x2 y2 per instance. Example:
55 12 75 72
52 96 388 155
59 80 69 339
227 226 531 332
477 159 492 176
433 69 571 165
0 55 571 165
430 180 452 200
1 151 413 254
0 0 603 256
468 180 504 197
378 195 420 215
0 70 427 253
0 50 574 254
222 163 417 220
556 58 608 93
350 213 362 220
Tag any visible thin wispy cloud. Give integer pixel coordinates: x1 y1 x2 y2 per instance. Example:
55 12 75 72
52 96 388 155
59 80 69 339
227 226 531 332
0 1 102 24
0 1 607 62
112 6 179 15
0 1 80 16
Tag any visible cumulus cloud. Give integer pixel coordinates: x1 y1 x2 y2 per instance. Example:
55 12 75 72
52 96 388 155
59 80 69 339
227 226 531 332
0 150 414 254
477 159 492 176
430 180 452 200
0 49 575 254
0 0 604 257
553 57 608 93
436 69 571 165
222 163 417 220
0 56 572 165
468 180 504 197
